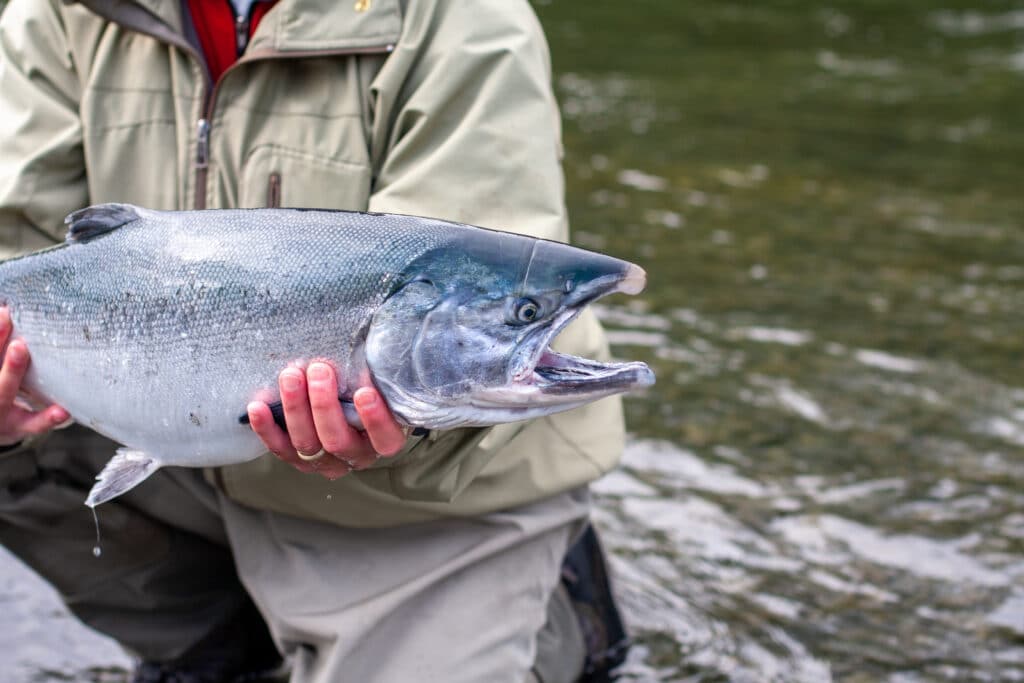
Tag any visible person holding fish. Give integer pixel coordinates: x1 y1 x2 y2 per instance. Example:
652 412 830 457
0 0 640 681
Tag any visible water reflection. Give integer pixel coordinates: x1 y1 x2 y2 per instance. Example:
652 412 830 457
594 433 1023 681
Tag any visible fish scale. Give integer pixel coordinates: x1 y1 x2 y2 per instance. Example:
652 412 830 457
1 207 443 458
8 211 431 345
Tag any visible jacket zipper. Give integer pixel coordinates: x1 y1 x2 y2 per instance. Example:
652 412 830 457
194 43 394 210
235 13 251 57
72 0 214 208
73 0 393 211
194 118 211 209
196 118 211 169
198 1 251 208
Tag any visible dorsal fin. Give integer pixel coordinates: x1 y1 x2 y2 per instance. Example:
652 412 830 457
65 203 141 243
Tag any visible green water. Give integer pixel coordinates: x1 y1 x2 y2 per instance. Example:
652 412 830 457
533 1 1023 680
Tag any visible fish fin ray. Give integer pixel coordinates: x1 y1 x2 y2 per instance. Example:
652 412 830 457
237 397 363 431
85 448 160 508
65 204 141 243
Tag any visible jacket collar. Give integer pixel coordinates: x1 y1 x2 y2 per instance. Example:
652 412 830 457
77 0 401 54
250 0 401 53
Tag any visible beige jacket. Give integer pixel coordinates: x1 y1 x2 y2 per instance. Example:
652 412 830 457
0 0 625 526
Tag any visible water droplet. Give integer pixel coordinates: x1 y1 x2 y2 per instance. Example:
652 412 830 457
91 507 103 559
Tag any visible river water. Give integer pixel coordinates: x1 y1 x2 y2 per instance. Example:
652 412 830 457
2 1 1023 681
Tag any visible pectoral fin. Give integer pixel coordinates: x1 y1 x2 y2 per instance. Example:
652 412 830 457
86 448 161 508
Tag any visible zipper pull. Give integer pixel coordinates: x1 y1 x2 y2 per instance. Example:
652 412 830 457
235 13 251 56
196 118 210 169
267 172 282 208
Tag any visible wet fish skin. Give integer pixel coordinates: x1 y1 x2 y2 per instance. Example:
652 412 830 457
0 204 653 506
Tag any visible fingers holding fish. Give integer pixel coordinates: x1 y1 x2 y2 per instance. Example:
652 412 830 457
307 362 361 455
248 363 405 478
246 401 314 473
306 364 381 472
0 308 70 446
353 387 407 457
0 338 28 412
246 399 349 477
249 363 380 479
278 366 324 461
5 400 74 438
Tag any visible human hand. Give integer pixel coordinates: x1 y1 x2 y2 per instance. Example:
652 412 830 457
0 307 71 447
246 362 407 479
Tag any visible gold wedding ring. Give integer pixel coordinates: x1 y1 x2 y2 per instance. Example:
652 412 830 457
296 448 326 462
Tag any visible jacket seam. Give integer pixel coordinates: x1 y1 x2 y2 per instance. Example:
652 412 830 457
544 417 607 477
84 118 178 134
270 34 400 50
208 104 364 122
85 84 182 94
243 143 370 172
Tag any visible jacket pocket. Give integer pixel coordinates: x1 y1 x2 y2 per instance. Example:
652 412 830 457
239 145 372 211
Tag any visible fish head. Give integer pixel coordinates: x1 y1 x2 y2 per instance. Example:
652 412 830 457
365 230 655 428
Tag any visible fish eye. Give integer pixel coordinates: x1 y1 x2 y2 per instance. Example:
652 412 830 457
513 298 541 324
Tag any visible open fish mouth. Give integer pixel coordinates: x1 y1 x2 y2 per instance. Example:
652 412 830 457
531 349 654 396
474 328 655 408
509 306 655 401
486 263 655 405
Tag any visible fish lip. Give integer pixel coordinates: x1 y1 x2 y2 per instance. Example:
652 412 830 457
617 263 647 295
569 265 647 306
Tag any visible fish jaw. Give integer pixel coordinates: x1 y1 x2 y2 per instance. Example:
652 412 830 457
472 349 654 407
382 344 655 429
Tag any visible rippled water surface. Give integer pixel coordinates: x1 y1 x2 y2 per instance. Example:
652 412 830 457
541 1 1024 680
2 1 1023 681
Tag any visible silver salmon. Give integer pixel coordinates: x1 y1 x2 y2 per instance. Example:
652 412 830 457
0 204 654 506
